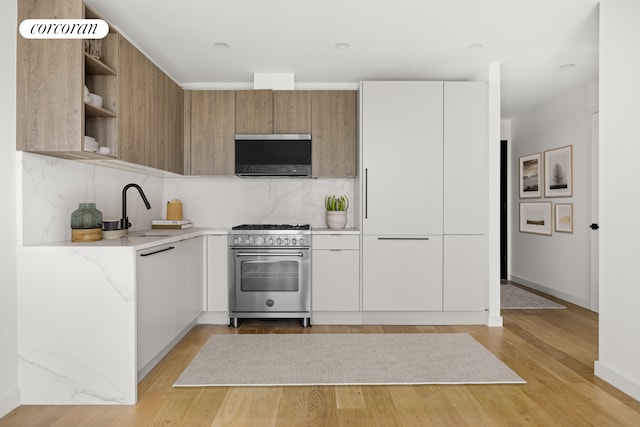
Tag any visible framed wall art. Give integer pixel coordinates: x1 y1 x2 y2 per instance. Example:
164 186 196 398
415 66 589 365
555 203 574 233
544 145 573 197
519 202 552 236
519 152 542 198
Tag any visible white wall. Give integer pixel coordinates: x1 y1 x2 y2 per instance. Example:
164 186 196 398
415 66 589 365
0 0 20 417
509 82 596 308
595 0 640 402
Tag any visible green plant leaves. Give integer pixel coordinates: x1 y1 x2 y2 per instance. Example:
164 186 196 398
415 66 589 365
325 195 349 211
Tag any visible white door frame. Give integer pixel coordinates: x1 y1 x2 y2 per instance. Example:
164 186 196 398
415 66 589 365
590 111 599 312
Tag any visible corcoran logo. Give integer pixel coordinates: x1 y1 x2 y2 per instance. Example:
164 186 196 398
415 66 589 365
19 19 109 39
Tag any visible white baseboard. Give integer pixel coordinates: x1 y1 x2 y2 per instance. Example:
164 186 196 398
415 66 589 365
595 361 640 402
198 311 230 325
0 388 21 419
509 275 590 308
487 315 503 327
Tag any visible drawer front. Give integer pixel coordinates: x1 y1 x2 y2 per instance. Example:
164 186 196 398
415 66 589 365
312 234 359 250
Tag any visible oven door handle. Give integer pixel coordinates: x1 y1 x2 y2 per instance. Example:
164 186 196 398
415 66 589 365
235 252 305 257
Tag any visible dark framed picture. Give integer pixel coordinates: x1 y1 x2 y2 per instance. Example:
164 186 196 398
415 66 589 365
519 202 552 236
519 152 542 198
544 145 573 197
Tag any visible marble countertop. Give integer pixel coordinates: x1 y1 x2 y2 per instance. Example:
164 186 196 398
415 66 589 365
28 226 360 250
29 227 229 250
311 227 360 235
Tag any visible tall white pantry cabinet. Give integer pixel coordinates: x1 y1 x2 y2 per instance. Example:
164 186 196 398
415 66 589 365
360 81 487 315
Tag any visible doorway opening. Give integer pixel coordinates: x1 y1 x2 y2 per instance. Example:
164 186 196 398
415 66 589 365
500 140 508 280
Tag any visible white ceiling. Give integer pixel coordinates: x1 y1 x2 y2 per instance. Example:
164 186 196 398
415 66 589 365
85 0 599 118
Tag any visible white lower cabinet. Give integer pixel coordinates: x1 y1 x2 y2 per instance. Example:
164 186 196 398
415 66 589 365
362 235 443 311
312 235 360 311
207 235 229 313
136 236 203 378
443 235 487 311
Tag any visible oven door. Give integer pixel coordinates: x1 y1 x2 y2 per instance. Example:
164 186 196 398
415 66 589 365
230 247 310 313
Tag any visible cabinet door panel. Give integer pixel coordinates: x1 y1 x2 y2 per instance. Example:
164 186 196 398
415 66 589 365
311 91 357 177
207 235 229 312
235 90 273 134
187 237 205 320
444 82 487 234
362 236 442 311
190 91 236 175
361 82 443 235
274 91 311 133
443 235 487 311
118 37 149 166
136 244 180 370
312 250 360 311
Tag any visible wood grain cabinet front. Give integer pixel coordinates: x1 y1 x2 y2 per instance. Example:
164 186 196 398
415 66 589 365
187 89 357 177
17 0 184 174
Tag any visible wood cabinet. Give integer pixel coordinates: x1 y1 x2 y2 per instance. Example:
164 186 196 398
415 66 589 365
311 91 357 177
118 37 184 174
188 89 357 177
362 236 443 311
235 90 273 134
17 0 118 157
274 91 312 133
188 90 236 175
312 234 360 312
17 0 183 174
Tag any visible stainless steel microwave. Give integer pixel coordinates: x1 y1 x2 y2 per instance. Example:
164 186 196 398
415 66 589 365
235 134 312 177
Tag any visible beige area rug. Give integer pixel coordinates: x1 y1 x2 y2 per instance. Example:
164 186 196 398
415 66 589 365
501 284 566 309
174 333 525 387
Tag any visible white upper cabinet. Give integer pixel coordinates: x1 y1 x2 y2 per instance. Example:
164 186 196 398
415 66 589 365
361 81 444 235
443 82 487 234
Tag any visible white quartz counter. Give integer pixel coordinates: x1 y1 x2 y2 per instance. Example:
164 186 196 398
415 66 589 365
311 227 360 235
27 227 228 250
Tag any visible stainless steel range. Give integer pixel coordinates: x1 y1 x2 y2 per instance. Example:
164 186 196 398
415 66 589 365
228 224 311 327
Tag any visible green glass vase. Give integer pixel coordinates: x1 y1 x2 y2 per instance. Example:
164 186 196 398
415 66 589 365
70 203 103 229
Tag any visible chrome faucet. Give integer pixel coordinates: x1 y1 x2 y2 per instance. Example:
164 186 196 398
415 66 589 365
121 183 151 230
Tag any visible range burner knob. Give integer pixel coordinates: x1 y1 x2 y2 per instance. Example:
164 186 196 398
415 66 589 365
284 238 290 245
245 236 252 245
292 238 297 245
268 237 275 245
299 237 305 245
276 238 282 245
233 237 240 245
255 236 264 245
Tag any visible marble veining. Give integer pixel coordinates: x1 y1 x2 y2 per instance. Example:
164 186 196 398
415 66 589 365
163 176 355 228
17 349 130 404
20 152 163 245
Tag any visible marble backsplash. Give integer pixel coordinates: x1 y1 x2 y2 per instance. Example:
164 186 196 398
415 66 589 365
19 153 163 245
19 152 356 245
163 176 355 229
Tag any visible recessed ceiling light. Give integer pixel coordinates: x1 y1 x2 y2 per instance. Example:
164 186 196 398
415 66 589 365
467 43 484 51
560 63 576 69
214 41 229 49
335 42 350 49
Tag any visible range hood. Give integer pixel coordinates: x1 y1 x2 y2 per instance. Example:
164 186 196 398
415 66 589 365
235 134 312 178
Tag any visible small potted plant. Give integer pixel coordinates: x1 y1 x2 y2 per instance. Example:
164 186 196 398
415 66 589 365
324 195 349 229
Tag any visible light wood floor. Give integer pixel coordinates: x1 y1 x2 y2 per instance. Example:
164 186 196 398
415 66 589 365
3 284 640 426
